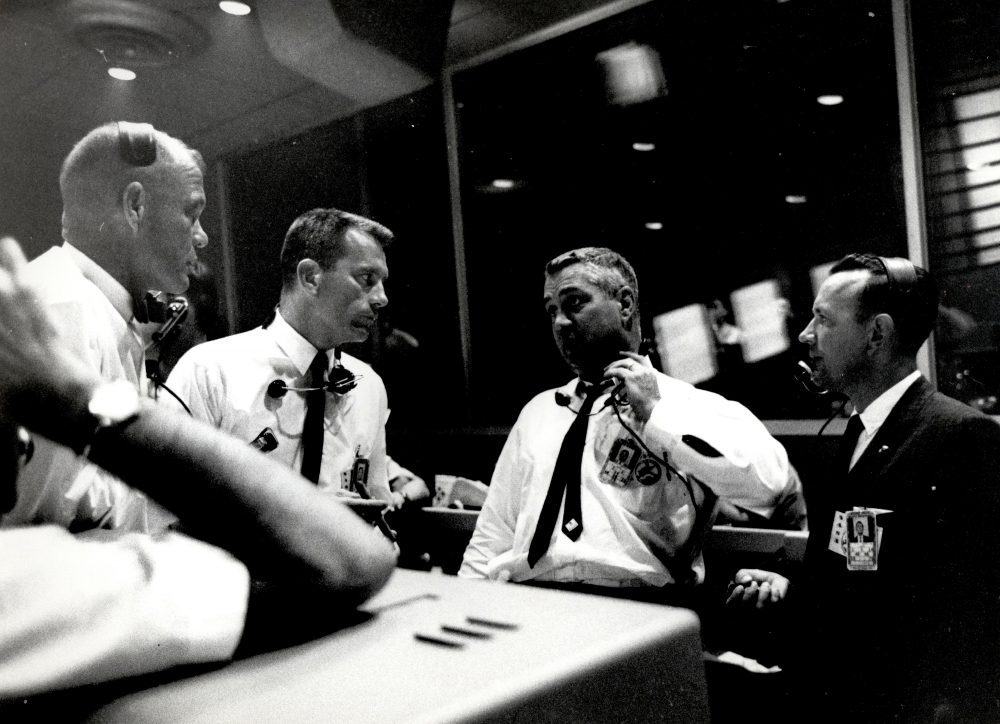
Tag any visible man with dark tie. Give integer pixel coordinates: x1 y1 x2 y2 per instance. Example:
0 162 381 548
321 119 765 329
166 208 393 503
459 247 792 604
729 254 1000 722
0 121 209 533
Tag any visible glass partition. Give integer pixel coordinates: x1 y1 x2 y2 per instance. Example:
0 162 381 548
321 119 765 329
449 0 908 425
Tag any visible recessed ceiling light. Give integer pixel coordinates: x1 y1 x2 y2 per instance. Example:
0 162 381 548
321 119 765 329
219 1 252 15
632 142 656 152
108 68 136 81
817 95 844 106
645 222 663 230
785 194 807 204
491 179 515 189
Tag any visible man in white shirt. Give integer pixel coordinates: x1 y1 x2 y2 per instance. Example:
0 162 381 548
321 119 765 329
729 254 1000 722
1 122 209 532
166 208 393 503
0 235 396 700
460 247 792 602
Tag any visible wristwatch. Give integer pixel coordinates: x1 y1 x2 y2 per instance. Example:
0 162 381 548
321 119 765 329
79 381 141 458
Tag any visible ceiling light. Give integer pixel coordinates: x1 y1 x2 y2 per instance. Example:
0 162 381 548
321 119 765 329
632 142 655 152
817 95 844 106
645 222 663 230
785 195 807 204
108 67 136 80
491 179 515 189
219 2 252 15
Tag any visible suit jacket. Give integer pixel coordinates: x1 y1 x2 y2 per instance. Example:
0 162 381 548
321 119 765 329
794 378 1000 722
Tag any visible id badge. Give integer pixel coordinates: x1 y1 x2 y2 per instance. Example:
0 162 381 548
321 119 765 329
846 509 878 571
350 457 370 493
599 437 642 487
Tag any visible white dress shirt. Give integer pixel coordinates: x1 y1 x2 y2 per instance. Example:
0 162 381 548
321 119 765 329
0 525 249 700
460 370 791 587
849 370 923 470
165 311 391 500
1 244 173 532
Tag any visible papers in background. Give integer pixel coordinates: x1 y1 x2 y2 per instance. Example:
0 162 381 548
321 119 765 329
731 280 790 363
810 261 837 300
652 304 717 385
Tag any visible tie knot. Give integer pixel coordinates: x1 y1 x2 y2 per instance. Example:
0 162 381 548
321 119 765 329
310 352 329 384
844 413 865 442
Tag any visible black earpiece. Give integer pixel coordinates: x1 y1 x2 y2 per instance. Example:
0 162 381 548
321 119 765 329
117 121 157 167
875 256 918 322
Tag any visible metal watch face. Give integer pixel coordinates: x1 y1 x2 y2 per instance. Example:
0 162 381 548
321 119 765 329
87 381 140 427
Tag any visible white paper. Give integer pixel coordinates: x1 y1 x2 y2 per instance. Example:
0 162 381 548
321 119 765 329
652 304 717 385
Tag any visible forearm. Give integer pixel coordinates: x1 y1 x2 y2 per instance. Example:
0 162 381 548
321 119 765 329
15 385 395 605
97 404 395 602
642 400 788 509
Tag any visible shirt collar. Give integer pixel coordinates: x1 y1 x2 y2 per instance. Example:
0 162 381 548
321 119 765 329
267 310 335 376
565 356 652 400
62 242 134 322
856 369 922 435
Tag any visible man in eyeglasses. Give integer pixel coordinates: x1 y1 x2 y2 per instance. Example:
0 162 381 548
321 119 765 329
0 122 208 532
166 208 394 504
460 247 794 605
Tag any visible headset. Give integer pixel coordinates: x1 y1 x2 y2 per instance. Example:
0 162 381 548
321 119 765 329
267 350 361 398
117 121 157 167
797 255 918 433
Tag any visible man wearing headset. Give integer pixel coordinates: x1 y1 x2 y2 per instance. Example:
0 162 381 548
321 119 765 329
0 236 396 700
728 254 1000 722
166 208 393 504
460 247 793 605
0 122 208 533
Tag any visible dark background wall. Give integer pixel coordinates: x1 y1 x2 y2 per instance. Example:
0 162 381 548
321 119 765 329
222 85 464 431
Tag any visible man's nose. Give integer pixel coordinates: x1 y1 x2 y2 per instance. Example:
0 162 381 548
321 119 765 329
370 281 388 309
193 221 208 250
798 318 815 344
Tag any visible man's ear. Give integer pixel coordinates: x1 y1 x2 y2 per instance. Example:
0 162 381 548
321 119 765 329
618 285 637 327
122 182 145 232
869 313 895 354
296 259 322 294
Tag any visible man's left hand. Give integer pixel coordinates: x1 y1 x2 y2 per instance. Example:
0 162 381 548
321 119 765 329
604 352 660 423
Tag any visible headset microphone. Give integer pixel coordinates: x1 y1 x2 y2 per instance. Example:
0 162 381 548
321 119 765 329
267 354 360 399
794 360 829 395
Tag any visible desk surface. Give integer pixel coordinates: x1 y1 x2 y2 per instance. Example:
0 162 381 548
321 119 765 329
87 570 709 724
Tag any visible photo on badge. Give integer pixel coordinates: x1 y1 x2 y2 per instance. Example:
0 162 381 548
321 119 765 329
846 509 878 571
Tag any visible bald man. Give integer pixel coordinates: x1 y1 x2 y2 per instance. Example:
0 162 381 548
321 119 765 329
0 122 208 532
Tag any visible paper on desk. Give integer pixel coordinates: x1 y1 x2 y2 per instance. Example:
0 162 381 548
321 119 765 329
433 475 488 508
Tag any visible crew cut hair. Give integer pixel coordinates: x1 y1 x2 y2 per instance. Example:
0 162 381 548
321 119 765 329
545 247 639 300
59 122 204 205
830 253 939 356
280 207 393 288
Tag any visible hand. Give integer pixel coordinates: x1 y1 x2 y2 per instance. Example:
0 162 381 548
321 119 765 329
715 498 751 525
604 352 661 423
0 237 100 431
726 568 789 609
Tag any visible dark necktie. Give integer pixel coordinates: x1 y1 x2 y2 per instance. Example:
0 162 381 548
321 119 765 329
527 385 603 568
300 351 328 483
836 414 865 474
